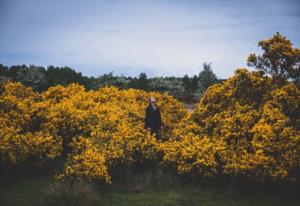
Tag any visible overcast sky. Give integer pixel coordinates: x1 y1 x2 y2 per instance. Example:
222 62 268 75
0 0 299 78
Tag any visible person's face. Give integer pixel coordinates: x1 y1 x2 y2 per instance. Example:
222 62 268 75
150 101 156 106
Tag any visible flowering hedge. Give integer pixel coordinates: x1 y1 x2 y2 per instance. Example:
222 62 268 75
167 69 300 181
1 68 299 182
0 82 62 165
0 81 187 182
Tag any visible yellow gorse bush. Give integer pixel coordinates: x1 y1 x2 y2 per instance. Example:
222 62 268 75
0 82 62 165
0 81 187 182
171 69 300 181
0 68 299 183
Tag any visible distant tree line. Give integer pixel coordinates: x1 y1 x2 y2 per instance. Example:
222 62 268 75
1 32 299 103
0 63 222 102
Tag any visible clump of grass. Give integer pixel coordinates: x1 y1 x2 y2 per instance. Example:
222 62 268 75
41 178 100 206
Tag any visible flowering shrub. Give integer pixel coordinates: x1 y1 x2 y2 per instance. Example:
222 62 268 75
168 69 300 181
0 82 62 165
56 86 187 182
1 70 299 183
0 81 187 182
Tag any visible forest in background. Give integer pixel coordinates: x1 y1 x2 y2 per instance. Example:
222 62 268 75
0 62 222 103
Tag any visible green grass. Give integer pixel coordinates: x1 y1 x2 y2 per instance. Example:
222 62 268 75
99 184 299 206
0 172 52 206
0 169 299 206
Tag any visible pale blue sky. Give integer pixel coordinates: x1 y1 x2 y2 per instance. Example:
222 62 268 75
0 0 299 78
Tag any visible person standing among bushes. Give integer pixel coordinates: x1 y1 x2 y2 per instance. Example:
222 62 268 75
144 97 163 139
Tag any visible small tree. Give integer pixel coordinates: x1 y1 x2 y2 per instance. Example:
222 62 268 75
190 75 199 93
182 74 191 92
128 72 150 91
198 62 218 93
0 64 9 84
247 32 300 85
6 64 48 91
138 72 149 90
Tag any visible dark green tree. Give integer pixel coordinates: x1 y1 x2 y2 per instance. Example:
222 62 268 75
1 64 47 91
182 74 191 92
45 66 90 88
129 72 149 90
190 75 199 93
198 62 218 93
0 64 9 83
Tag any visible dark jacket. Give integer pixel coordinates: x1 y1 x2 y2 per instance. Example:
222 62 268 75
144 104 163 131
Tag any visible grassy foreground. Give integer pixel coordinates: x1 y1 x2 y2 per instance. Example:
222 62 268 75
0 166 299 206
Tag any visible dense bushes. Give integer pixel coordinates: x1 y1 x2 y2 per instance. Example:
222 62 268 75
0 81 187 182
0 82 62 165
169 69 299 181
0 67 299 183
